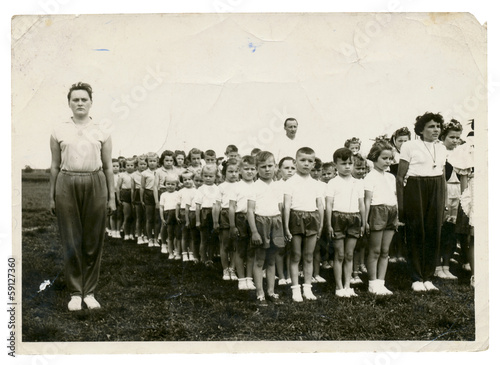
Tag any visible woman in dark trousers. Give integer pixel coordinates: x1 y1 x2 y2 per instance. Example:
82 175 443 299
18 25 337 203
396 112 447 292
49 82 116 311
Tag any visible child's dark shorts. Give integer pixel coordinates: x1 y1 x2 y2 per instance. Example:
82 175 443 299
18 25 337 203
219 208 230 230
254 214 285 249
143 189 155 206
368 205 398 231
331 211 362 239
163 209 177 226
133 189 141 205
188 210 197 229
289 210 321 237
199 207 214 229
235 212 249 238
120 189 132 204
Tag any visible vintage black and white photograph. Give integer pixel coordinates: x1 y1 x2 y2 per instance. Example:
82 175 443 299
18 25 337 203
8 2 491 358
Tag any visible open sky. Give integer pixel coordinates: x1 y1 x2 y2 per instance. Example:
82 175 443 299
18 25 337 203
12 12 484 168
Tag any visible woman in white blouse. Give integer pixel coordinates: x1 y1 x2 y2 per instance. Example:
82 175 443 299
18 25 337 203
396 112 447 292
49 82 116 311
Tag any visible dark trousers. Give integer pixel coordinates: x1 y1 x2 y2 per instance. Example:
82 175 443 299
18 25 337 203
403 176 445 282
55 170 108 297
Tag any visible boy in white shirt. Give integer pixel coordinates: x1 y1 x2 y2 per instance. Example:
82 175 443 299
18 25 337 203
195 165 220 265
159 173 181 257
177 171 197 261
283 147 324 302
228 156 258 290
326 148 366 298
247 151 284 306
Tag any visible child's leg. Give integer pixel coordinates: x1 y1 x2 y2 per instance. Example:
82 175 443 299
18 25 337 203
246 244 255 279
302 235 317 285
167 225 175 255
289 235 303 286
332 239 345 290
135 204 144 238
219 229 230 270
145 205 155 241
190 227 201 261
122 202 132 237
377 230 395 280
313 241 321 277
353 242 361 276
155 210 161 242
275 247 285 281
199 230 208 263
342 237 357 289
234 238 246 278
253 247 266 298
181 226 189 256
367 231 384 281
265 246 278 295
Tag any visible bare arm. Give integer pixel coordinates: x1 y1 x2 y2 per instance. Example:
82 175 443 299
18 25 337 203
316 197 324 239
101 137 116 214
247 200 262 245
396 159 409 222
140 175 146 206
358 197 366 237
325 196 334 239
49 136 61 215
213 200 221 231
364 190 373 234
283 194 292 241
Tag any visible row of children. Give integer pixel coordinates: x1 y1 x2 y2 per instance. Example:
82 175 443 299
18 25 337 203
106 118 473 303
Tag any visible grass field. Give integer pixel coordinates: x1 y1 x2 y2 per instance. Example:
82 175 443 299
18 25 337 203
21 174 475 342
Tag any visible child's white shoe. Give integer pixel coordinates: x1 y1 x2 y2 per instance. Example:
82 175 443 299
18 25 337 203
228 268 238 280
442 266 457 280
423 281 439 291
302 284 317 300
434 266 448 279
377 280 393 295
278 278 288 286
285 278 292 285
314 275 326 283
68 295 82 311
291 285 303 302
246 278 256 290
182 252 189 261
160 244 168 254
345 288 358 297
238 278 249 290
137 236 144 244
148 239 154 247
411 281 427 292
368 280 380 294
222 268 231 281
83 294 101 310
335 288 348 297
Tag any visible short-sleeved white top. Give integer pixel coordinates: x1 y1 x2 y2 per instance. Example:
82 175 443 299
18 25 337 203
132 171 143 189
194 184 220 209
400 139 447 177
159 191 180 210
283 174 322 212
156 167 176 190
249 179 282 217
141 169 156 190
119 172 133 190
326 175 364 213
179 187 197 211
51 118 111 172
216 181 238 209
364 169 397 206
228 180 255 214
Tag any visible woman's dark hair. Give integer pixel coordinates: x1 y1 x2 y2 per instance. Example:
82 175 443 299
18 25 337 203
67 82 93 102
414 112 444 138
439 119 463 141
